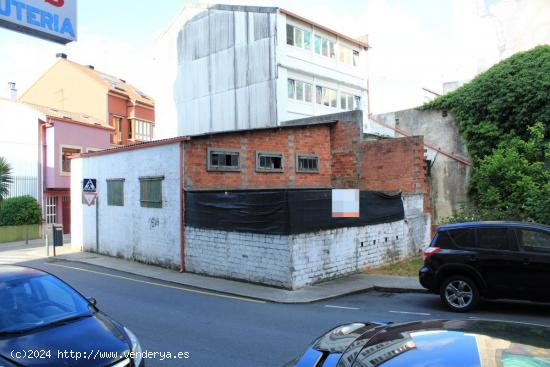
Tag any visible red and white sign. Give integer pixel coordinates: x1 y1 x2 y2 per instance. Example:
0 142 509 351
83 192 97 206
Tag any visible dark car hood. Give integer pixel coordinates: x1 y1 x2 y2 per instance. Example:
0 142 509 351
0 312 130 367
293 320 550 367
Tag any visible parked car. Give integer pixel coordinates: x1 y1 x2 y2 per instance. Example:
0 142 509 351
0 265 144 367
419 221 550 312
286 319 550 367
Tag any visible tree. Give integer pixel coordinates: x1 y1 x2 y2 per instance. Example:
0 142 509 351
0 157 13 201
422 45 550 224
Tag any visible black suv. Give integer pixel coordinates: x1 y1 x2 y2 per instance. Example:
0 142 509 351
419 221 550 312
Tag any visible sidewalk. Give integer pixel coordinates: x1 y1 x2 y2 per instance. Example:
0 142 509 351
53 251 425 304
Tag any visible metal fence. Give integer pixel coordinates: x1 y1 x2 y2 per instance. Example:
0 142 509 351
6 176 39 200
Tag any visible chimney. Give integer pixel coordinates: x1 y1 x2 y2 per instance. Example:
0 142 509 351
87 65 95 70
8 82 17 100
56 52 67 59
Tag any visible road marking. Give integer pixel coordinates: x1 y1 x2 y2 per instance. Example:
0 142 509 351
46 263 266 304
324 305 360 310
388 310 431 316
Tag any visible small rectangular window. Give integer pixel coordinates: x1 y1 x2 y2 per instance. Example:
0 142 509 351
316 86 337 108
208 148 240 171
256 152 283 172
476 228 511 250
286 24 294 46
287 79 295 99
107 179 124 206
354 95 361 110
353 50 359 66
61 147 81 173
288 78 312 103
296 154 320 173
139 176 163 208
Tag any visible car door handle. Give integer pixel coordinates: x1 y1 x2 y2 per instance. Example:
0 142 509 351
522 258 531 265
469 256 478 262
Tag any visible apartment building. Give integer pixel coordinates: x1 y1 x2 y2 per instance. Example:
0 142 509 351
175 4 369 135
20 54 155 145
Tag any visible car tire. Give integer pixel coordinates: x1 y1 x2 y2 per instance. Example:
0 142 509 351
439 275 479 312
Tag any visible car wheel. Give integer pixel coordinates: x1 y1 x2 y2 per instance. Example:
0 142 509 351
440 275 479 312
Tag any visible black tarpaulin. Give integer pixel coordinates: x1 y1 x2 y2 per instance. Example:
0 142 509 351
185 190 404 235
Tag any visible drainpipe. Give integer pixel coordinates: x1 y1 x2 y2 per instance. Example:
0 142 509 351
179 141 185 272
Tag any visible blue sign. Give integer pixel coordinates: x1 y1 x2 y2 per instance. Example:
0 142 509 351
82 178 96 193
0 0 77 44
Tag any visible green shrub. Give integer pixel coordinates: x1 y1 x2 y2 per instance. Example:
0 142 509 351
422 45 550 224
0 195 42 226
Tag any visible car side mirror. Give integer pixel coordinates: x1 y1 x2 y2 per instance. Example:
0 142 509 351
87 297 97 306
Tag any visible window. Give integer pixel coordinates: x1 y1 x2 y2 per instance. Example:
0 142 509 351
107 179 124 206
288 78 312 103
339 46 357 65
256 152 283 172
316 86 337 108
46 196 57 224
139 176 163 208
208 148 240 171
515 229 550 254
353 50 359 66
296 154 320 173
354 95 362 110
476 228 511 250
438 228 476 248
340 92 355 110
61 147 81 173
112 116 123 144
133 119 154 142
286 24 311 50
314 35 335 58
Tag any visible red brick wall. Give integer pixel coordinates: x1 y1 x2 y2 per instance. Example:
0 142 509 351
184 125 332 190
330 120 362 188
360 136 431 212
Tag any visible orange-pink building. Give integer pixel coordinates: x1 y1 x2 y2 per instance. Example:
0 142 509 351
21 53 155 146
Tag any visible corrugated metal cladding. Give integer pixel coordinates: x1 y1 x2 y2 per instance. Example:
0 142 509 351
175 8 278 136
6 176 39 200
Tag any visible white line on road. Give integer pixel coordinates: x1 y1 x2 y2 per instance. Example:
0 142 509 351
388 310 431 316
324 305 360 310
46 263 266 304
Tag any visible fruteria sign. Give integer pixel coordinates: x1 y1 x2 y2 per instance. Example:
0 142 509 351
0 0 77 44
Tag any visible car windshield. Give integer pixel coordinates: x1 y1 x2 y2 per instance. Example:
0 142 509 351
0 273 92 334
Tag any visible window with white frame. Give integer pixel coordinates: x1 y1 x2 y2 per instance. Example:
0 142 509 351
314 35 335 59
46 196 57 224
61 147 81 173
339 46 360 66
133 119 154 142
354 95 362 110
288 78 312 103
340 92 355 110
286 24 311 50
316 86 337 108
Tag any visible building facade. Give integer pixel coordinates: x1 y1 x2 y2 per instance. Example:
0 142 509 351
0 98 113 234
20 54 156 146
71 112 431 289
175 5 369 136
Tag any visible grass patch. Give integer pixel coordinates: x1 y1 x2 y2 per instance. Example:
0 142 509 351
364 256 424 277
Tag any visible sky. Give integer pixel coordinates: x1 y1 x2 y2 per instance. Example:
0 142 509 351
0 0 549 137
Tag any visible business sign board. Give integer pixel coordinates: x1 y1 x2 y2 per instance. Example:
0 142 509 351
0 0 77 44
332 189 360 218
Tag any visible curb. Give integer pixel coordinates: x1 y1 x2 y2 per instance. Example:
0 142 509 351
48 257 426 304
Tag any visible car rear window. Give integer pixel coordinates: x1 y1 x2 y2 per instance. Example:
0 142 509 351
515 229 550 254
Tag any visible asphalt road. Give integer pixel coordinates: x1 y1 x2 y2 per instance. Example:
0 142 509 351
20 259 550 367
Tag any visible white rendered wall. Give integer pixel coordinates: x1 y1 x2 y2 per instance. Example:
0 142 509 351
70 144 182 268
0 99 41 199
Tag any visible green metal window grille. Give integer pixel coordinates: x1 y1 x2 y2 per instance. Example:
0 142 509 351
139 177 163 208
107 179 124 206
